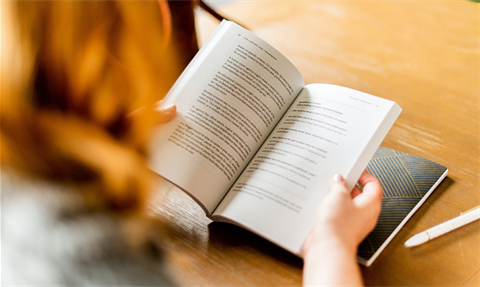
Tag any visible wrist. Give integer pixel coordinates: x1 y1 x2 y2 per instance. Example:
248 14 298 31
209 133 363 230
302 234 363 286
303 229 358 262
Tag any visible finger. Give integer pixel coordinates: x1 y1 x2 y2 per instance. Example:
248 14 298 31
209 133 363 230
353 173 382 209
328 174 349 194
350 185 362 199
357 169 379 189
155 104 176 124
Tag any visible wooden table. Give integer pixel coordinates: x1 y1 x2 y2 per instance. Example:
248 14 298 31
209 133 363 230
149 1 480 286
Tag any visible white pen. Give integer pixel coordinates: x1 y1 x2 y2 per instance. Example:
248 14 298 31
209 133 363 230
405 206 480 248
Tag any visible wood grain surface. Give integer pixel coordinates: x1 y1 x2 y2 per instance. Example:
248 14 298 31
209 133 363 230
149 1 480 286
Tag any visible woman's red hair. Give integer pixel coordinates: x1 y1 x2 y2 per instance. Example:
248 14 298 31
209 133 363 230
1 1 180 211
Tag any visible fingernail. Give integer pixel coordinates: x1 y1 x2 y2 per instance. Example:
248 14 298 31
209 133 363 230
333 174 344 182
163 104 175 113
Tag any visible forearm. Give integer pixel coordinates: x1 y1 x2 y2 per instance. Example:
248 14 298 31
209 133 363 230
302 172 381 286
303 238 363 287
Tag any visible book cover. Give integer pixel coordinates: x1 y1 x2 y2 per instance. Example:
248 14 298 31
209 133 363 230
357 147 448 266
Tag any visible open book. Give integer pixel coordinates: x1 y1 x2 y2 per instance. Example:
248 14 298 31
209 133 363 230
149 21 402 260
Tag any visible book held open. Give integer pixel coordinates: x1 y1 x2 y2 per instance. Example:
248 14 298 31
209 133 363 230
148 21 446 266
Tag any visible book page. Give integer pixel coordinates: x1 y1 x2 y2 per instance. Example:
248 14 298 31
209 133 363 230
148 21 305 215
212 84 401 254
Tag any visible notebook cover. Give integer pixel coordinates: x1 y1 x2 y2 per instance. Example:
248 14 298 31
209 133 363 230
357 147 448 266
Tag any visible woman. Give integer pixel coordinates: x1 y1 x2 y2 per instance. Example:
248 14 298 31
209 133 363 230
1 1 382 285
2 1 179 284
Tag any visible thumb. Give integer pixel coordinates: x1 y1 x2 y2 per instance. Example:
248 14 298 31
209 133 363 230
328 174 349 194
155 104 176 124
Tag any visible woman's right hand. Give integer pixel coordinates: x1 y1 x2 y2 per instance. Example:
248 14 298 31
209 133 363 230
302 170 382 286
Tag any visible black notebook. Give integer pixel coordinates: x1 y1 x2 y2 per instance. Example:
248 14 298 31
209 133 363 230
357 147 448 266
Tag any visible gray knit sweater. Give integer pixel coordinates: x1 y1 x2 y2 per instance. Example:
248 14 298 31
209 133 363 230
1 170 176 286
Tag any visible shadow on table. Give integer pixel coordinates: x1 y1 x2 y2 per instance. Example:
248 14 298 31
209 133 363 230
207 222 304 269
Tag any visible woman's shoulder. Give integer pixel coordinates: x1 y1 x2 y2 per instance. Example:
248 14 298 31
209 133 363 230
1 170 176 286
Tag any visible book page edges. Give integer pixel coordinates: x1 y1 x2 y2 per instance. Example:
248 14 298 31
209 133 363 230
152 20 231 215
360 168 449 267
345 102 402 191
159 20 232 108
156 174 212 216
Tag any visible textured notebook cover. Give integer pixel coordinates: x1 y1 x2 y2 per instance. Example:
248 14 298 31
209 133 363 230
357 147 448 265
